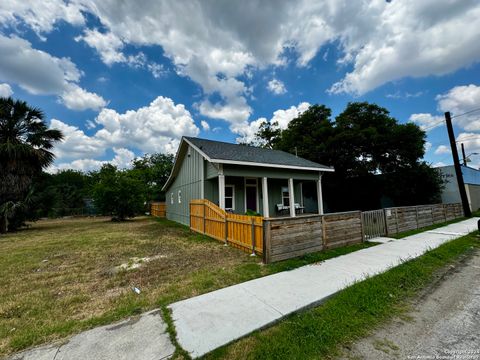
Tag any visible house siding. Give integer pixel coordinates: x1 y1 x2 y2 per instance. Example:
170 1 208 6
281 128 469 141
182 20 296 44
165 145 204 226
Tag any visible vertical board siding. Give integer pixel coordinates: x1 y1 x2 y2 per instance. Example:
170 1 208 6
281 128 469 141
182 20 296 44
362 209 387 240
150 202 166 217
165 145 204 226
190 199 263 254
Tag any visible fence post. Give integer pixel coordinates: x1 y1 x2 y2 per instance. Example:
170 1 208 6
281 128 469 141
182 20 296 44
203 202 206 234
395 208 399 234
189 202 192 230
415 206 419 229
443 204 447 222
250 217 256 256
383 209 389 236
321 215 327 248
263 220 270 264
224 215 228 246
359 211 365 242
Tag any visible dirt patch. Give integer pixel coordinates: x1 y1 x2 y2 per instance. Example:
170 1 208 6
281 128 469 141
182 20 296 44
340 249 480 360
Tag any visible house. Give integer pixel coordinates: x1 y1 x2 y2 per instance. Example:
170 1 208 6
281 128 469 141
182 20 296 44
437 164 480 211
162 137 334 225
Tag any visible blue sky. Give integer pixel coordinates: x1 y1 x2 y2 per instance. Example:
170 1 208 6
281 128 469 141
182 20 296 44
1 1 480 171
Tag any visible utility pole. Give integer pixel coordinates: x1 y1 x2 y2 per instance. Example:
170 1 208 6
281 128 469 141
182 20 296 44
461 143 467 166
445 112 471 217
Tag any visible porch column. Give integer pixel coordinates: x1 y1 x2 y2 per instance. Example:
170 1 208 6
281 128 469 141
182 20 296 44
317 173 324 215
262 177 269 218
288 178 296 217
218 165 225 210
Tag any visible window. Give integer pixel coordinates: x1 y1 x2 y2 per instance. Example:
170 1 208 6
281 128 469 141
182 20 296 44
225 185 235 210
281 186 290 206
178 190 182 204
171 192 174 204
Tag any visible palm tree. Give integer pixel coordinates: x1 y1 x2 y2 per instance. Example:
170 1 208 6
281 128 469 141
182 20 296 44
0 97 63 232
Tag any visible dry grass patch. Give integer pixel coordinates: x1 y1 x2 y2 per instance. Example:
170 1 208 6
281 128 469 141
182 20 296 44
0 216 263 356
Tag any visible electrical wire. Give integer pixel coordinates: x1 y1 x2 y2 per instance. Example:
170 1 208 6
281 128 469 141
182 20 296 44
451 107 480 119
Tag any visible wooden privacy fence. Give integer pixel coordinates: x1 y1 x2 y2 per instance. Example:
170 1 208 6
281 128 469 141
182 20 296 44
190 199 263 254
263 211 363 263
362 203 463 239
150 202 166 217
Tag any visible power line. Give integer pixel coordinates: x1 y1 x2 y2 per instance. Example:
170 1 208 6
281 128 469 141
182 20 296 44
451 107 480 119
423 119 445 131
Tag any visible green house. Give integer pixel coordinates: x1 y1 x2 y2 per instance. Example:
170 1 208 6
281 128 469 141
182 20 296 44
162 137 334 226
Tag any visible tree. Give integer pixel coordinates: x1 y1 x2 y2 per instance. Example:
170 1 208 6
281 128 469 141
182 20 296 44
92 164 145 221
0 97 63 232
130 153 174 201
253 101 443 210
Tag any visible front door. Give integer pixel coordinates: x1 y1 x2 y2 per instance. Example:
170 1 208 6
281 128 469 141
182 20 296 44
245 178 258 212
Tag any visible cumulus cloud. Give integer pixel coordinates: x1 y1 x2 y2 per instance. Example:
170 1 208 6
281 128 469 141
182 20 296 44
49 96 199 171
434 145 451 155
51 147 135 173
409 113 444 131
3 0 480 127
267 79 286 95
236 102 310 144
0 83 13 97
0 34 106 111
60 84 107 111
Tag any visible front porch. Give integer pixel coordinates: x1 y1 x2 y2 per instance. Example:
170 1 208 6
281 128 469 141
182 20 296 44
204 174 324 218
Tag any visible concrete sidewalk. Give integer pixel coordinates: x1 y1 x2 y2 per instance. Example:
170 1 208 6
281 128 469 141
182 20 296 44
9 310 175 360
169 218 479 358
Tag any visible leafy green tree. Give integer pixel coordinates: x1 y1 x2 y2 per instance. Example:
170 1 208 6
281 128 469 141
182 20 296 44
0 97 63 232
254 101 443 210
92 164 145 221
130 153 174 201
256 120 282 149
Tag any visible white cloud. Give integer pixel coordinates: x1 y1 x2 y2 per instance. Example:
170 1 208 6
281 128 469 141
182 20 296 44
267 79 286 95
61 84 107 111
51 147 135 173
0 0 85 36
236 102 310 144
424 141 432 153
49 96 199 171
4 0 480 120
409 113 444 132
0 83 13 97
200 120 210 131
75 28 125 65
434 145 451 155
0 34 106 111
436 84 480 131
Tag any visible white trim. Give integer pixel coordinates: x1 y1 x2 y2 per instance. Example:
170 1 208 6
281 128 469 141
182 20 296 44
288 178 296 217
317 174 324 215
178 190 182 204
218 174 225 210
244 177 259 213
225 184 235 211
262 177 269 218
209 158 334 172
183 138 212 162
200 157 205 199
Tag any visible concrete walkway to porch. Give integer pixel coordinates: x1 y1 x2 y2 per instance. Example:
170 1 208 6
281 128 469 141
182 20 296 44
169 218 480 358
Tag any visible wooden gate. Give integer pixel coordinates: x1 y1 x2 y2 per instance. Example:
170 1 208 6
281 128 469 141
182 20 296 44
190 199 263 255
361 209 387 240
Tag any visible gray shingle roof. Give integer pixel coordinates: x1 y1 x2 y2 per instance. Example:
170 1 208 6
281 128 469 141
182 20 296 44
184 136 333 171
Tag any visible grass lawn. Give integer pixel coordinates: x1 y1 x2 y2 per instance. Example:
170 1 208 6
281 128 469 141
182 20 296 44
205 231 480 360
0 216 374 357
